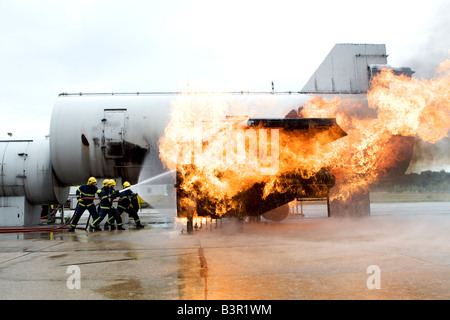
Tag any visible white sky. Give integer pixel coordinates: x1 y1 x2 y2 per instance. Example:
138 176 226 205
0 0 449 139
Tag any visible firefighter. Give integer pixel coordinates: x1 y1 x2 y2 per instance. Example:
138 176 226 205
117 181 145 229
68 177 101 232
104 179 125 230
90 179 120 231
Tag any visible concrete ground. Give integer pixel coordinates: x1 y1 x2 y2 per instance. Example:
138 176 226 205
0 202 449 300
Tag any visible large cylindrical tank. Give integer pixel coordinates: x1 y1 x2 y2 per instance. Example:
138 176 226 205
49 92 414 182
49 93 311 186
50 94 174 185
0 138 68 204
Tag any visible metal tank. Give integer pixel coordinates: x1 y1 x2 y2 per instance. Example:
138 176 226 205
49 92 315 186
0 138 68 226
50 94 174 186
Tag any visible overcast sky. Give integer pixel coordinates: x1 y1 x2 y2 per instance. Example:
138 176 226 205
0 0 449 139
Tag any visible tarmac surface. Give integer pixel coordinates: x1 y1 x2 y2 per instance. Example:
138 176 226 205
0 201 449 300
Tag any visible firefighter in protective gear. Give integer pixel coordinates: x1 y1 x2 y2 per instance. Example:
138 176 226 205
104 179 125 230
90 179 122 231
68 177 101 232
117 181 145 229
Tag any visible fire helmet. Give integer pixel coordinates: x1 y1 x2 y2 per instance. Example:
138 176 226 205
102 179 110 187
87 177 97 185
123 181 131 189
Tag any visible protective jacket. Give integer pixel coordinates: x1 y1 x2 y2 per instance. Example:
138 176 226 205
118 189 139 210
76 184 100 207
98 186 113 209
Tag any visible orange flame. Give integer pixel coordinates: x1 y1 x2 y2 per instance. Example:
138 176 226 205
159 59 450 214
367 61 450 143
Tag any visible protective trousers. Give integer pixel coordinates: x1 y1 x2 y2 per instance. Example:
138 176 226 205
70 204 99 229
92 207 123 230
105 207 123 230
117 207 144 228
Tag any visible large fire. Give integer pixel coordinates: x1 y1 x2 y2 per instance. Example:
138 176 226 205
159 60 450 215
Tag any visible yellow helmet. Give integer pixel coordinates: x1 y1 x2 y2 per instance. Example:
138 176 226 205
102 179 110 187
87 177 97 185
123 181 131 188
109 179 116 187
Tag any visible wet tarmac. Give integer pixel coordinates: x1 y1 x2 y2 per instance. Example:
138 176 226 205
0 202 449 300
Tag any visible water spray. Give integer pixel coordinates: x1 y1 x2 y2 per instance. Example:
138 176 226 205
120 169 176 192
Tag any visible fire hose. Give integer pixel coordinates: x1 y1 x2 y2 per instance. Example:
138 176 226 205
0 217 74 234
0 184 131 234
40 205 61 220
0 197 103 234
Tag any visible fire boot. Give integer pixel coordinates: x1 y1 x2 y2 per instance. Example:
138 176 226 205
136 222 145 229
89 224 102 232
